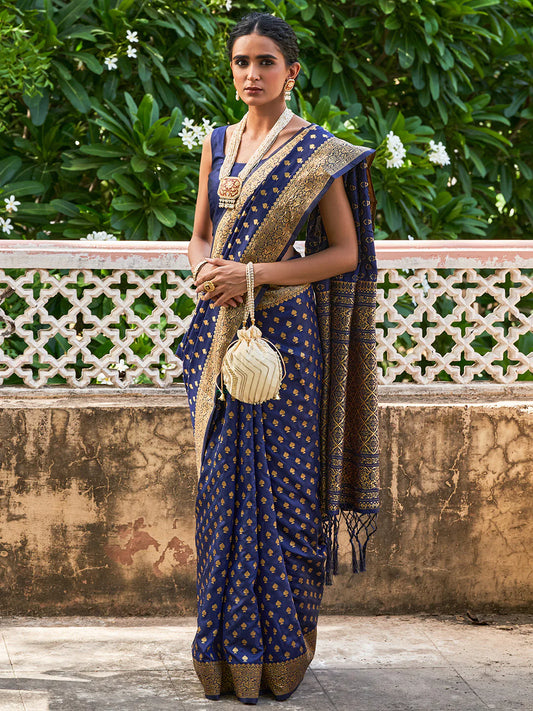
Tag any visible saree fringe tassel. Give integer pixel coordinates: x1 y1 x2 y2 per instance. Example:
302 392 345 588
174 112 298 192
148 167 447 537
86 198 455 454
322 511 378 585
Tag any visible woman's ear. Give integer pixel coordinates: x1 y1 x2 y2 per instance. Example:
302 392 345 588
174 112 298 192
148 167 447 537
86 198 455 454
289 62 301 81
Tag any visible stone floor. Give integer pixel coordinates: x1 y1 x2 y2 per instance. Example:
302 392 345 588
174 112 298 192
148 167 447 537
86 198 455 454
0 613 531 710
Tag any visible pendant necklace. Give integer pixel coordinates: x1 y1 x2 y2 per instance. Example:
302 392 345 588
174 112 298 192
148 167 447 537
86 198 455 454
218 107 293 210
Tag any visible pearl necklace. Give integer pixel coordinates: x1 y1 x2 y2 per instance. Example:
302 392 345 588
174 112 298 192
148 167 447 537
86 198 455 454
218 107 294 209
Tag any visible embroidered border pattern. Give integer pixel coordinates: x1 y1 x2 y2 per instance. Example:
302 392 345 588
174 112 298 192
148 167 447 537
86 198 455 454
192 627 317 699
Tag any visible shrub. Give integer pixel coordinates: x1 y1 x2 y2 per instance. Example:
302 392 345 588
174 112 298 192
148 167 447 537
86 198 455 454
0 0 531 241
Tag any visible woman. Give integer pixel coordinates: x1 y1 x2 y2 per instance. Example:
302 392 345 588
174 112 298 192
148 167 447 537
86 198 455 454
176 11 380 705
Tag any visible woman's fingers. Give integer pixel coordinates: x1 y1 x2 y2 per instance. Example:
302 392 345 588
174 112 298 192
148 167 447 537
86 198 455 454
194 267 216 288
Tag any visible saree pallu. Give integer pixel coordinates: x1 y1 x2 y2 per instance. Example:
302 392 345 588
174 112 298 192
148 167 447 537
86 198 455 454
176 124 379 702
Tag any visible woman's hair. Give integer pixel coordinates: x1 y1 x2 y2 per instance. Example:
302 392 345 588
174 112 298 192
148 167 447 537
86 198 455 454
226 12 299 66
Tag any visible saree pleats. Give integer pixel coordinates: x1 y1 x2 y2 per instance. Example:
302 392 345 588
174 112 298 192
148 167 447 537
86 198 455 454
191 286 326 701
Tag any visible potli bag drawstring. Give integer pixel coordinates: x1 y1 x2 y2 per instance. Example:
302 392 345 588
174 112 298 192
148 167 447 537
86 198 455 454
218 262 286 404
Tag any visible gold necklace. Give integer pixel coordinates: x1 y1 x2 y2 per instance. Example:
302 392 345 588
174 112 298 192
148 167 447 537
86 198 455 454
218 107 294 210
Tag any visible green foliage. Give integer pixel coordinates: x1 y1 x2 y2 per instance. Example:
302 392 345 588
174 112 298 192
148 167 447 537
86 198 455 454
0 0 531 240
0 1 53 133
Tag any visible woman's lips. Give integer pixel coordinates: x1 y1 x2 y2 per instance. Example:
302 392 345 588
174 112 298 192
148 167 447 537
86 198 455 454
244 87 262 93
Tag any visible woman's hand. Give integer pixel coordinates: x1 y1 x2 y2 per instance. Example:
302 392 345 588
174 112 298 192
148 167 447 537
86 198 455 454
195 257 247 307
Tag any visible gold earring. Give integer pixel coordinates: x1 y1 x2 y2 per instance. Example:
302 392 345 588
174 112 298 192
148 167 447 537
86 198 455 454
284 78 295 102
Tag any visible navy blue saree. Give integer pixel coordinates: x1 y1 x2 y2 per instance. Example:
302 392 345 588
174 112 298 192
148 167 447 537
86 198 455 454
176 123 379 703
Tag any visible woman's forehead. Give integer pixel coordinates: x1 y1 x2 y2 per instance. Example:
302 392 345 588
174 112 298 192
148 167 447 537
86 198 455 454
231 33 282 58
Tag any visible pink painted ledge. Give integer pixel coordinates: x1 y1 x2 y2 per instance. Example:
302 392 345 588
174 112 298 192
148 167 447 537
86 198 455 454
0 239 532 269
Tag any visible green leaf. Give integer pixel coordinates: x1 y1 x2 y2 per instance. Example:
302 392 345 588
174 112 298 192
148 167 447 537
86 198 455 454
17 203 56 217
500 165 512 203
378 0 395 14
50 199 80 217
124 92 138 121
57 76 92 113
3 180 45 197
137 94 156 134
152 206 177 227
313 97 332 126
516 160 533 181
56 0 93 31
112 195 143 211
311 62 330 88
112 174 141 197
80 144 127 157
383 196 403 231
147 211 162 240
22 88 50 126
0 157 22 186
96 162 130 180
131 156 148 172
126 211 148 240
73 53 102 74
427 65 440 101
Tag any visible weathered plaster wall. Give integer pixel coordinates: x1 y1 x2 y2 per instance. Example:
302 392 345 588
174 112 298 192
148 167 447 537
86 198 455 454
0 385 531 615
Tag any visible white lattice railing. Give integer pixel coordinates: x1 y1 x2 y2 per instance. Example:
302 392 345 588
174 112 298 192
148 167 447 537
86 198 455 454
0 240 532 388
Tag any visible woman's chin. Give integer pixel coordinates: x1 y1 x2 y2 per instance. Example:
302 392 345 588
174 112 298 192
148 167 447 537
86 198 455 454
242 95 285 108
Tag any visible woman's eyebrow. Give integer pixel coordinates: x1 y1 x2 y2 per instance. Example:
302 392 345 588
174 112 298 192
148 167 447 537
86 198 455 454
232 53 278 60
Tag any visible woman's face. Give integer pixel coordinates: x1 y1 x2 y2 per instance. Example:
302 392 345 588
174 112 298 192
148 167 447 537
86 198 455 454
231 32 298 106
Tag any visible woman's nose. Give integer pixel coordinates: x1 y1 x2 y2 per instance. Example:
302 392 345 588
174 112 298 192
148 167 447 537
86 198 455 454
247 64 260 80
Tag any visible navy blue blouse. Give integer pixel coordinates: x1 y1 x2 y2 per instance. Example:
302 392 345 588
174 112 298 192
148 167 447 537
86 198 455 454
207 125 267 236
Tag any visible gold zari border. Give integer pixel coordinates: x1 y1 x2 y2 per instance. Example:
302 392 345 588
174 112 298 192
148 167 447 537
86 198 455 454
192 627 317 700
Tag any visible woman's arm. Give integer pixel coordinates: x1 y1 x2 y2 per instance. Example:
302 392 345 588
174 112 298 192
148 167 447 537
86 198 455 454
187 133 214 270
188 132 244 307
197 175 358 306
255 175 358 286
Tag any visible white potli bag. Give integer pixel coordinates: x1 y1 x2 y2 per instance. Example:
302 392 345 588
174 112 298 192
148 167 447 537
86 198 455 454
219 262 286 404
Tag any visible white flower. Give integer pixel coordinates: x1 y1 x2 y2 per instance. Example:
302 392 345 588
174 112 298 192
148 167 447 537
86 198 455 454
179 118 216 149
428 139 450 166
81 230 118 241
4 195 21 212
226 0 233 10
126 30 139 43
192 124 204 140
0 217 13 234
179 128 198 150
420 273 430 297
96 373 113 385
126 45 137 58
202 117 216 133
104 56 118 71
114 358 129 373
161 363 176 374
407 234 414 240
385 131 406 169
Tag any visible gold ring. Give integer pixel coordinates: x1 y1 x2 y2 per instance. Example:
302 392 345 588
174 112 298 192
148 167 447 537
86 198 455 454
203 280 215 293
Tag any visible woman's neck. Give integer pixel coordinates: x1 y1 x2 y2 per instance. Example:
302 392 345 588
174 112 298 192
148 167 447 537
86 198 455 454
244 102 289 139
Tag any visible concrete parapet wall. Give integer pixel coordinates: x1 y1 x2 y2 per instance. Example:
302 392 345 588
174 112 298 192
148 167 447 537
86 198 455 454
0 384 532 615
